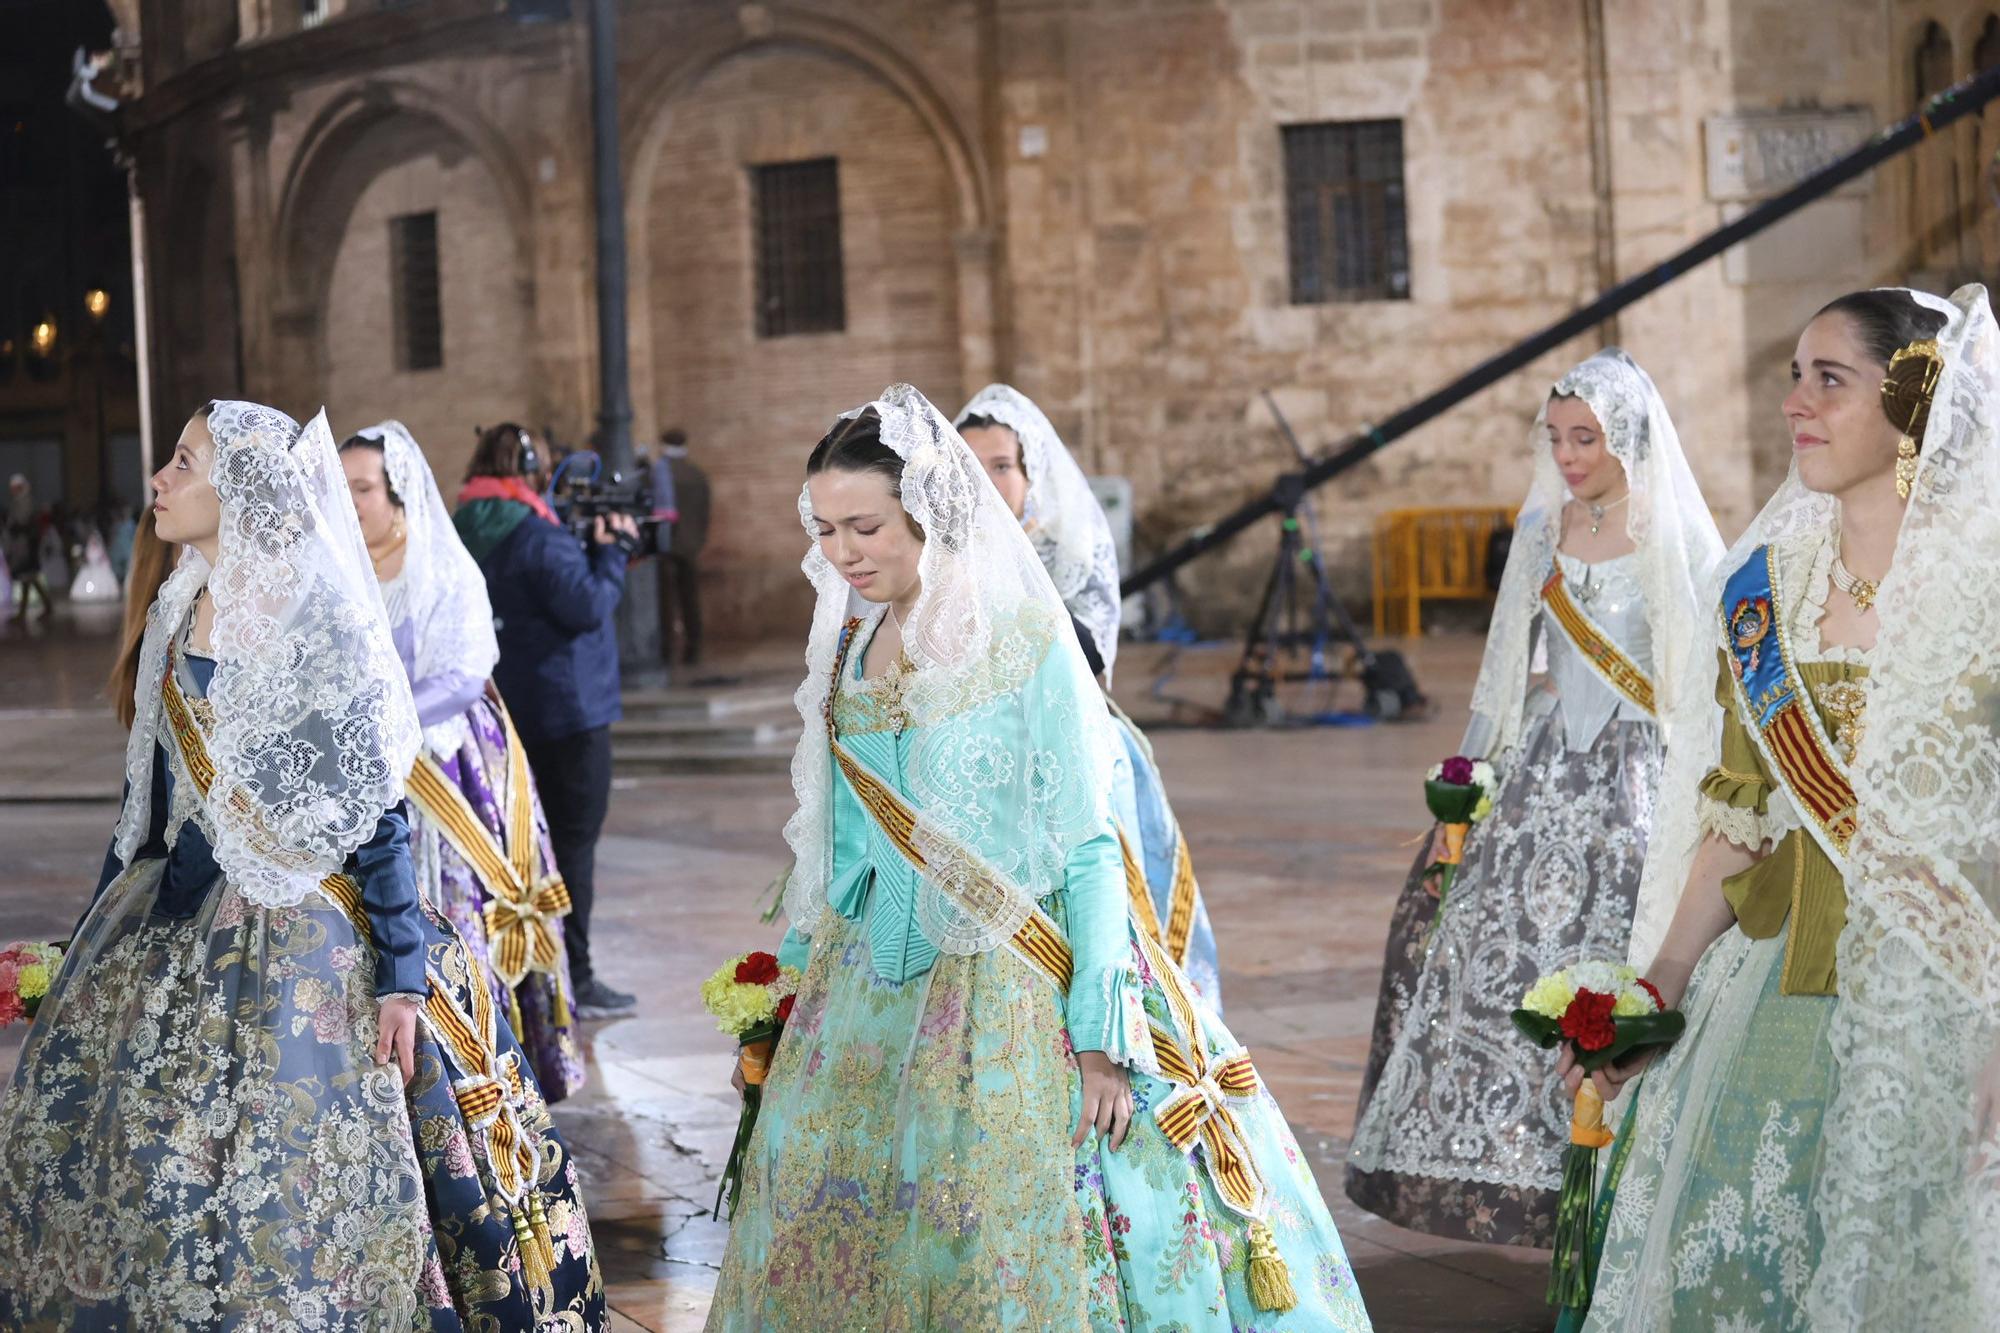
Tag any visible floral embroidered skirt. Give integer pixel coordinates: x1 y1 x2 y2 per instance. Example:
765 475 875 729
416 692 585 1101
0 857 606 1331
1582 930 1833 1332
1345 712 1660 1246
707 914 1371 1331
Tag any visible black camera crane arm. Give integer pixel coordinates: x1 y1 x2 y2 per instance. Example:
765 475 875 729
1120 64 2000 600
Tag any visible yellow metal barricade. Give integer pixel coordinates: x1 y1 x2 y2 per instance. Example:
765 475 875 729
1371 506 1515 637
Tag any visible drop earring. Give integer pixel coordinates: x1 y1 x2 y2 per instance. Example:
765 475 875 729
1895 434 1918 501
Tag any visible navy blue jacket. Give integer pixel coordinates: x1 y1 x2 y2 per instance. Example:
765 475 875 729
455 498 627 744
94 653 427 998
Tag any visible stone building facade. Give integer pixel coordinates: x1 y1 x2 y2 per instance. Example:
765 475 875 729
96 0 2000 636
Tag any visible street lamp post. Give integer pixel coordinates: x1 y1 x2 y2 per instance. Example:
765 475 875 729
584 0 665 686
85 288 110 508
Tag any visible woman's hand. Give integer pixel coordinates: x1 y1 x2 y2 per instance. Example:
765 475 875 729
730 1055 747 1099
1420 824 1447 897
1074 1050 1135 1152
1555 956 1694 1101
375 994 421 1082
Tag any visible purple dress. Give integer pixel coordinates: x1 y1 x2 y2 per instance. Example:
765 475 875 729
392 577 588 1101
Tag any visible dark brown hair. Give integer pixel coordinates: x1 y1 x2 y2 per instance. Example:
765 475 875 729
1814 290 1949 439
805 410 923 538
337 434 403 508
107 509 173 729
466 422 539 482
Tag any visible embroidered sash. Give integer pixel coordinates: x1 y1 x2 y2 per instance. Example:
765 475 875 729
1721 545 1857 867
405 689 571 988
1541 563 1656 716
828 620 1279 1222
1106 698 1202 967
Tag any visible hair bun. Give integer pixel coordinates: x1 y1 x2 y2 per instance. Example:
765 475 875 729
1882 337 1944 442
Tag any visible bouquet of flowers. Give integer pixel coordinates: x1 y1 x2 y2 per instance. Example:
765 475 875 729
1512 960 1684 1312
1422 755 1496 906
700 949 802 1220
0 941 63 1027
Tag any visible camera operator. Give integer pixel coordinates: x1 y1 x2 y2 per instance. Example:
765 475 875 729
454 423 639 1019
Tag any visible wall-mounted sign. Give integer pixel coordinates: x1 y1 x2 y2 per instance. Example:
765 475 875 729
1704 108 1875 201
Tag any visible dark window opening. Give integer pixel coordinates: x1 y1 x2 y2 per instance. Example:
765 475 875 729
1282 120 1410 304
753 157 845 337
390 210 442 372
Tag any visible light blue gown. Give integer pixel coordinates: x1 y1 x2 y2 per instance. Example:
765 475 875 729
709 609 1369 1332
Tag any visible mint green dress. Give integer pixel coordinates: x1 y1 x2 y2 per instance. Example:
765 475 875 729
708 617 1370 1332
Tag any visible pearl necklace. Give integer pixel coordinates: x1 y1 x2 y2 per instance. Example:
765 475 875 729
1830 555 1878 613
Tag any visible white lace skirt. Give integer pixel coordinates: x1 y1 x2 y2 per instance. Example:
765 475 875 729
1345 708 1660 1246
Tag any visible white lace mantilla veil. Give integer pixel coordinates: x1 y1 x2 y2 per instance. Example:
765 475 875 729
354 419 500 685
782 384 1118 957
1461 349 1724 768
1800 286 2000 1329
954 384 1122 681
111 402 421 910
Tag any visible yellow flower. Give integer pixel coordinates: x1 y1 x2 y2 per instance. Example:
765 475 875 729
699 955 781 1037
16 964 49 1000
1471 795 1494 823
1613 988 1655 1018
1521 974 1577 1020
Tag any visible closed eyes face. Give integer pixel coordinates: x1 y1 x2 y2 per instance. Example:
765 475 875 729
150 414 221 547
961 424 1029 521
1546 396 1626 504
341 447 402 548
806 467 925 607
1783 312 1902 498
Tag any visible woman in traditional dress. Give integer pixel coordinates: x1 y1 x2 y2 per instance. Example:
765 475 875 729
1571 287 1993 1329
341 420 585 1101
0 401 603 1330
707 384 1370 1331
957 383 1224 1009
1346 350 1723 1246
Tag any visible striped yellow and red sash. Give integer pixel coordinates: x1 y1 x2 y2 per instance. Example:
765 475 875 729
1541 564 1656 716
1105 699 1203 967
1722 545 1857 863
405 691 570 988
828 621 1279 1223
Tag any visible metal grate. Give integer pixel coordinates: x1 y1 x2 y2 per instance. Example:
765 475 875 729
390 210 443 372
753 157 846 337
1282 120 1410 304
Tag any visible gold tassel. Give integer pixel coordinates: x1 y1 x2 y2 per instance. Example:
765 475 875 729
512 1198 556 1303
1245 1219 1297 1313
509 987 526 1042
552 972 573 1030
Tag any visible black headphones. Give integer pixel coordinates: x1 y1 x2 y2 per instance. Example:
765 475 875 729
476 424 540 477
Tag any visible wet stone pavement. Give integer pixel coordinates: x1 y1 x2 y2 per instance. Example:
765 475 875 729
0 611 1552 1332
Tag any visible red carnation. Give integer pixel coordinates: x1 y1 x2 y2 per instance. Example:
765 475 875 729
1440 755 1476 785
775 994 796 1025
1636 978 1665 1012
734 952 781 986
1559 988 1618 1052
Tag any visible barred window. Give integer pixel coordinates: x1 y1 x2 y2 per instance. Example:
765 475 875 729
1282 120 1410 304
753 158 845 337
390 210 443 372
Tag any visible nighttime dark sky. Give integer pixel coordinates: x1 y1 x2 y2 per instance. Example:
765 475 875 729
0 0 129 359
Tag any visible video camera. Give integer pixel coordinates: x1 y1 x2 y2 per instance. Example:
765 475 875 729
547 452 665 558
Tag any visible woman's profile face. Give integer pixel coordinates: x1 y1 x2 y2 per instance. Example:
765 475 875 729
807 466 925 607
1546 396 1626 504
342 447 401 548
961 424 1029 521
150 414 221 548
1783 312 1904 498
